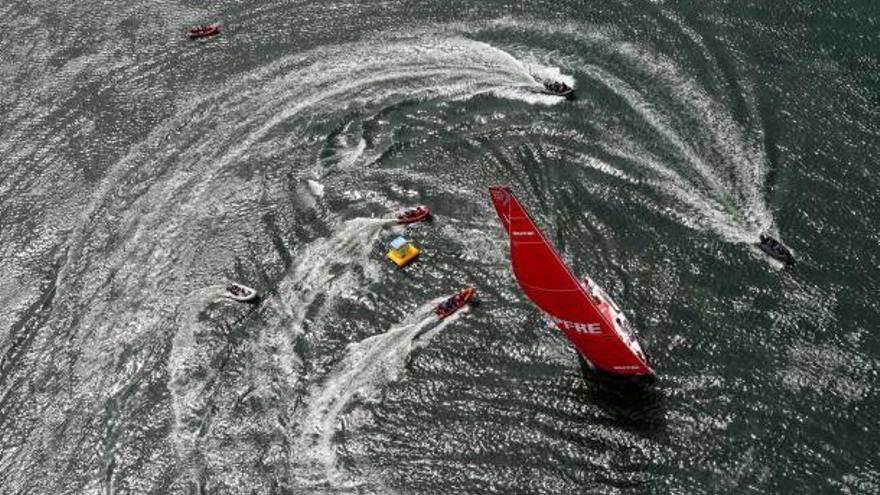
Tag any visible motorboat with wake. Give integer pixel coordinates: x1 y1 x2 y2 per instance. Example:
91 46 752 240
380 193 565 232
488 186 655 383
538 80 574 98
223 283 258 303
396 206 432 225
434 287 477 319
187 23 220 39
758 233 794 265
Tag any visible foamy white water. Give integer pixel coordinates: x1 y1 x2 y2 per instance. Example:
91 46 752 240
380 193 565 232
294 300 470 490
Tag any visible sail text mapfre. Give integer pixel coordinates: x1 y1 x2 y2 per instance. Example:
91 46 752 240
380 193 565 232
488 186 655 380
550 317 602 335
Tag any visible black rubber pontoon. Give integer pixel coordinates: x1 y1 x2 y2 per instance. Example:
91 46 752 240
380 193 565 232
758 234 794 265
540 80 574 98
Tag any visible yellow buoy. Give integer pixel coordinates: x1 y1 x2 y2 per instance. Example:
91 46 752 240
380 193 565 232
387 236 420 268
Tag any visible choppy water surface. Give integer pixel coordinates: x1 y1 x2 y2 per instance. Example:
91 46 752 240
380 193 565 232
1 1 878 493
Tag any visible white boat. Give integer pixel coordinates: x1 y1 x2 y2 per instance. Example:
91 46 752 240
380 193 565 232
223 283 258 303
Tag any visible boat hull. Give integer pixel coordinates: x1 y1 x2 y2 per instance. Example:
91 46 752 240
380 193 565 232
530 86 575 99
396 206 431 224
536 79 575 99
434 287 475 319
578 355 656 387
541 88 574 98
224 283 258 303
187 24 220 39
758 237 794 265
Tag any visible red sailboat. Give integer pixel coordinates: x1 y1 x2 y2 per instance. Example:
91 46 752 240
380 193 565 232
488 186 655 382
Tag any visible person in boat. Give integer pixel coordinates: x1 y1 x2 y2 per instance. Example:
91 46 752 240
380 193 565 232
449 294 460 308
438 299 452 312
439 293 461 312
399 207 422 220
759 233 793 261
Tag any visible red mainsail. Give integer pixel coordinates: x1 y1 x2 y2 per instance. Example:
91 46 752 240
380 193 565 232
489 186 654 378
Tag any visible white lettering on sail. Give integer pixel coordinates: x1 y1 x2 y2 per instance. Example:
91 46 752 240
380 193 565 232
551 317 601 335
512 230 534 236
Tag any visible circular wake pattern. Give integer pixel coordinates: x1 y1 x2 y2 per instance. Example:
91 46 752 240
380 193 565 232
1 2 878 494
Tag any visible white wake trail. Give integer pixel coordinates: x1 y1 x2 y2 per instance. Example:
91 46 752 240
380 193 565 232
481 17 774 244
166 285 240 473
294 300 470 490
274 217 392 334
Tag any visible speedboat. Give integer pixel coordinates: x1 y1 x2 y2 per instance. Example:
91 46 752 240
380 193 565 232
434 287 476 319
540 80 574 98
396 206 431 225
187 23 220 39
758 233 794 265
223 283 258 303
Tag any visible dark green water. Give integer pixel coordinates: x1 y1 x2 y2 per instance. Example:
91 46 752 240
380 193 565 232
1 1 878 493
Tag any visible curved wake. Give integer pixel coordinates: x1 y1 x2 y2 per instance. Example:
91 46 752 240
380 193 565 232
294 301 470 491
